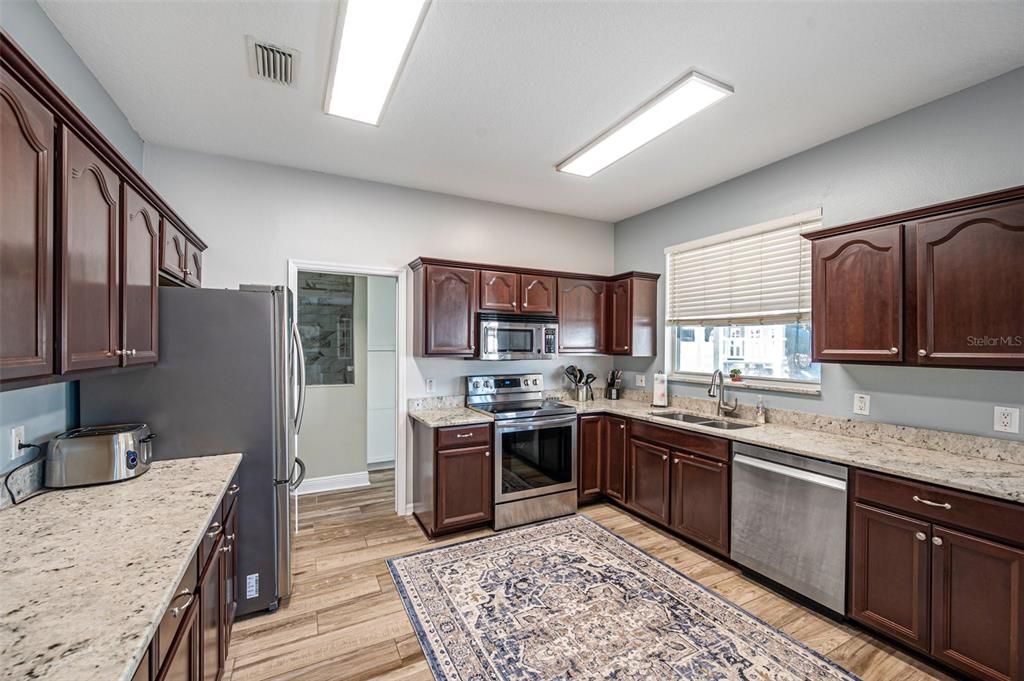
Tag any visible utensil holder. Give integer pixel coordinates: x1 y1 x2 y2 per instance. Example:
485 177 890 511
575 386 589 402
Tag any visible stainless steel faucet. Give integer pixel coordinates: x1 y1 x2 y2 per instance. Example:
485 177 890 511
708 369 739 417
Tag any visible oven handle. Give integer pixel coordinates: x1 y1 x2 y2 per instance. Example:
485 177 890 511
494 415 578 431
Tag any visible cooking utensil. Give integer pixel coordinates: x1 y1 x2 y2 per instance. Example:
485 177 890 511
565 365 579 386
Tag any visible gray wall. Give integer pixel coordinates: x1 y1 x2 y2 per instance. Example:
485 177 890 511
0 0 147 473
614 67 1024 442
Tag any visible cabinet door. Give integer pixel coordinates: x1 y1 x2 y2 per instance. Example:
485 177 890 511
479 270 519 312
184 242 203 288
557 278 605 353
199 543 223 681
607 279 632 354
221 504 238 651
62 129 121 373
156 598 198 681
122 185 159 366
131 648 151 681
520 274 556 314
670 452 729 554
603 417 627 502
627 438 670 524
915 200 1024 368
811 224 903 362
436 445 492 531
424 265 478 355
160 219 188 282
577 415 604 501
850 502 931 653
931 526 1024 681
1 66 54 382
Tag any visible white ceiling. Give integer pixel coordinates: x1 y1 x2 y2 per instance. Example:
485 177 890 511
39 1 1024 222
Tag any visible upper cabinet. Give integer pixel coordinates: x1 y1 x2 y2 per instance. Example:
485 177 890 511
479 270 519 313
557 278 606 354
413 263 478 356
0 64 54 382
805 186 1024 370
606 274 657 357
1 33 206 388
520 274 556 314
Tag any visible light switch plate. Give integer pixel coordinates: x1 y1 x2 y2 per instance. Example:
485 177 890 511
853 394 870 416
994 406 1020 434
425 379 435 393
635 375 646 387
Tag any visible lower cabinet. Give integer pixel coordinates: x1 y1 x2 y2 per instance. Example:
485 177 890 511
577 415 604 502
603 417 627 502
851 471 1024 681
412 421 494 537
199 532 224 681
669 451 729 555
627 438 671 524
157 599 199 681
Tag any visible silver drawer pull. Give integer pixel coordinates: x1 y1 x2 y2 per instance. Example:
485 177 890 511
932 536 943 546
915 532 927 541
889 347 899 354
661 454 667 461
456 433 472 438
228 484 240 496
170 589 194 618
485 451 490 457
225 533 236 542
913 495 951 510
219 544 232 554
206 522 223 538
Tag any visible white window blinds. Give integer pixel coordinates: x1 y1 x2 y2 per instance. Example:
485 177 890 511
665 209 821 327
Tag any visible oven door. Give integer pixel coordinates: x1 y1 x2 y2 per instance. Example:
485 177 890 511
479 321 541 360
494 414 577 503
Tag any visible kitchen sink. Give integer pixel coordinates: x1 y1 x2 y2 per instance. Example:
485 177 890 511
650 412 758 430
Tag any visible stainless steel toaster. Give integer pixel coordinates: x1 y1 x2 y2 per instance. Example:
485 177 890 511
45 424 155 487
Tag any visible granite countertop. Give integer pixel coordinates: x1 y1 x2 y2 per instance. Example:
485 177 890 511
565 398 1024 504
410 407 494 428
0 453 243 681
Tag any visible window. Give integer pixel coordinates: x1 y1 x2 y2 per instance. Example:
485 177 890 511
297 271 356 385
665 210 822 386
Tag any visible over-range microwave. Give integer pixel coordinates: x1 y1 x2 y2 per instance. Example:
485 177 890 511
478 313 558 360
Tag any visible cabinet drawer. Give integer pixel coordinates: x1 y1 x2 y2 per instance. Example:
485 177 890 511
199 504 225 571
854 470 1024 547
156 551 198 669
630 420 730 462
222 472 240 518
436 424 491 449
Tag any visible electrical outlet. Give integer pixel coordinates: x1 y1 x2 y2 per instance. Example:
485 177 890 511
853 393 871 416
425 379 435 394
994 406 1020 434
9 425 25 461
635 374 646 387
412 399 425 410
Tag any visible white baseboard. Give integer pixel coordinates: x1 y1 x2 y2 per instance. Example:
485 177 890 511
295 471 371 496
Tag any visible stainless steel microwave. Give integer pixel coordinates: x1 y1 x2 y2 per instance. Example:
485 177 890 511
478 314 558 360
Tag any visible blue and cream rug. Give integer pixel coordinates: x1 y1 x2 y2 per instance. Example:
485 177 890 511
388 515 859 680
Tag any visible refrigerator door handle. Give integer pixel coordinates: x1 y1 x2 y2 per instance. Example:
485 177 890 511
292 322 307 434
289 457 307 491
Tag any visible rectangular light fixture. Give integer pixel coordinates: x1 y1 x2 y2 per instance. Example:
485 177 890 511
325 0 430 125
557 71 733 177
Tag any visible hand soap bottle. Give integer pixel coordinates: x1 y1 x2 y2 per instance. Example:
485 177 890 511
652 372 668 407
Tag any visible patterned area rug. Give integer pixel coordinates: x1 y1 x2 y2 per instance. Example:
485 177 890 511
389 515 860 680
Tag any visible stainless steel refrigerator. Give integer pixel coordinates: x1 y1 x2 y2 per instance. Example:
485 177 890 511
79 285 306 615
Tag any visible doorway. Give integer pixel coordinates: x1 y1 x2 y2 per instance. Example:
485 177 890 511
288 261 405 513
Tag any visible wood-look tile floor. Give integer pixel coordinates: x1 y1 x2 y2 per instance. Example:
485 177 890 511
225 470 952 681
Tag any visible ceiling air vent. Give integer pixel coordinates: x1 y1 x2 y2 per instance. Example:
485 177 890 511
246 36 299 87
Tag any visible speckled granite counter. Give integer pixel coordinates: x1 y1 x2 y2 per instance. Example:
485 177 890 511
566 398 1024 504
0 453 242 681
409 407 493 428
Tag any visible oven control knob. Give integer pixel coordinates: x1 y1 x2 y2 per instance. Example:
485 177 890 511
531 379 538 386
473 381 480 389
484 381 492 388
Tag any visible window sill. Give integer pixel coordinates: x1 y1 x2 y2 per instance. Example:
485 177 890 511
667 374 821 396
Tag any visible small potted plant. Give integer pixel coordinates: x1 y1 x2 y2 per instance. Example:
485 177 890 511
729 368 743 383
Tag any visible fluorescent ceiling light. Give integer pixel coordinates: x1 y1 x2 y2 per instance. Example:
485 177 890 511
557 71 733 177
325 0 430 125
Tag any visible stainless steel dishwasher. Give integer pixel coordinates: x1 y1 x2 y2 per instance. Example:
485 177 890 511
731 442 848 614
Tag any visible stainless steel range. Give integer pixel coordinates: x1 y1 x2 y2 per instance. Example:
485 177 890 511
467 373 577 529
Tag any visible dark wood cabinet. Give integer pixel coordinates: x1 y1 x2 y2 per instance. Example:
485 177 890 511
413 421 494 537
184 244 203 288
607 278 632 354
931 526 1024 681
160 219 189 282
914 200 1024 368
156 597 199 681
606 275 657 357
850 502 931 652
669 451 729 554
221 504 238 649
520 274 556 314
577 415 604 502
805 186 1024 370
811 224 903 363
480 270 519 312
61 128 121 374
199 534 223 681
627 438 670 524
122 184 159 366
413 263 478 356
558 278 605 354
0 64 54 382
603 416 627 502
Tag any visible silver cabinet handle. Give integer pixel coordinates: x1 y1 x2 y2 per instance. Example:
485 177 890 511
915 532 927 541
130 349 137 357
228 484 240 496
219 544 232 554
673 459 679 465
620 424 625 430
913 495 951 510
932 536 943 546
918 349 927 356
661 454 668 461
206 522 223 538
485 451 490 457
170 588 194 618
624 345 629 350
456 433 472 438
890 347 899 354
523 303 528 308
115 349 126 356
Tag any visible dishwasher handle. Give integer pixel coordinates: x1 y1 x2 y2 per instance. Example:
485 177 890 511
733 453 847 491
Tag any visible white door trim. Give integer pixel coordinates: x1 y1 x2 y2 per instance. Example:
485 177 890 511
295 471 372 496
288 259 409 516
